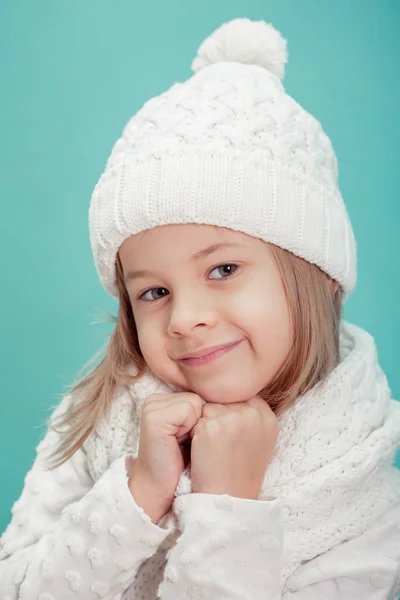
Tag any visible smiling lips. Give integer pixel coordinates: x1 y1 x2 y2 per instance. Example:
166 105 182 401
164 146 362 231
178 340 243 367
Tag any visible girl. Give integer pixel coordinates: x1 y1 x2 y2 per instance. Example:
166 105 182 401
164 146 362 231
1 17 400 600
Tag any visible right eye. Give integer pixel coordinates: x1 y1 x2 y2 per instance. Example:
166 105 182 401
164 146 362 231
139 287 169 302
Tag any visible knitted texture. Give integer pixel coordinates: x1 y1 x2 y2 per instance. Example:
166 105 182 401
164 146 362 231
88 18 357 299
1 322 400 598
83 321 400 592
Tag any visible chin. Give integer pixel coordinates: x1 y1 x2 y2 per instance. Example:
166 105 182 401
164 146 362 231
188 379 263 405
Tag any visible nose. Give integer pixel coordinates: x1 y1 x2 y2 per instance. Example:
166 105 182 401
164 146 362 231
167 289 218 337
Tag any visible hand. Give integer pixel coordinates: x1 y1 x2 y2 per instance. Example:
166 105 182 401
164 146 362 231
189 397 279 500
128 392 203 523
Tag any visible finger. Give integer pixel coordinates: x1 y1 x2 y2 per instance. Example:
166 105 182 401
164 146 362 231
201 403 230 418
145 395 203 425
144 399 202 441
189 416 208 439
145 393 202 411
224 399 265 421
247 395 274 415
177 431 192 444
223 402 253 414
246 395 264 406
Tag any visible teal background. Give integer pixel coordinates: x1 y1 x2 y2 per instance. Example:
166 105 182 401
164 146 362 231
0 0 399 535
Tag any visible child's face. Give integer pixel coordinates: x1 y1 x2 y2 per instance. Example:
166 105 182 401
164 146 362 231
119 224 293 405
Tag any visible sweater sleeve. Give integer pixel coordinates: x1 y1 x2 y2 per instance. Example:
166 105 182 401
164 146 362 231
0 397 171 599
157 494 400 600
157 492 284 599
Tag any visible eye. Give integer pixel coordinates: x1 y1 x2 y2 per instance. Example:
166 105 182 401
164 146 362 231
209 263 238 279
139 287 169 302
138 264 238 303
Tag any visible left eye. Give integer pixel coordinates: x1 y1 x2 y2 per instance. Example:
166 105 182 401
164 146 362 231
209 264 238 279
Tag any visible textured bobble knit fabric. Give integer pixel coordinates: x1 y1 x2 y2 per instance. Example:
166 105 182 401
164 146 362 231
88 18 357 299
1 321 400 599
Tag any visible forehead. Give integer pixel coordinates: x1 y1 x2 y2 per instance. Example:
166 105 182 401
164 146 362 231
119 224 275 289
119 223 261 259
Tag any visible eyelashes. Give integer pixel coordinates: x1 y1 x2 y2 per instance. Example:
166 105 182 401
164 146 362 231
138 263 239 303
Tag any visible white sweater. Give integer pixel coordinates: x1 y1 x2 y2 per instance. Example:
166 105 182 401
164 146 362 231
0 438 399 599
1 322 400 599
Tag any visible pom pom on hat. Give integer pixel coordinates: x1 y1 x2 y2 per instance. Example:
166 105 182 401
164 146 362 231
191 17 288 81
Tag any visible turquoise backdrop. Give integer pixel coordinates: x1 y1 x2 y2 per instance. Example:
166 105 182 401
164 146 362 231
1 0 399 534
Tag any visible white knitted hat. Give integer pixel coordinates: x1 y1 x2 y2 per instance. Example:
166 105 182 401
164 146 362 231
89 17 357 299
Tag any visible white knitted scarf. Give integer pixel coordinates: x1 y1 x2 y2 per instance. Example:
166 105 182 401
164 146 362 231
84 321 400 592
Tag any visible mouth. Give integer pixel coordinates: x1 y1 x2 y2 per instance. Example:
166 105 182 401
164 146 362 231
179 339 243 367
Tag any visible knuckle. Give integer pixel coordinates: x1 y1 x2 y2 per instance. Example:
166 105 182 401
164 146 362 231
179 392 200 405
205 418 221 434
226 411 240 426
181 397 197 414
245 406 260 420
198 416 209 428
184 400 200 420
190 395 204 415
191 394 204 408
202 404 214 417
247 396 263 409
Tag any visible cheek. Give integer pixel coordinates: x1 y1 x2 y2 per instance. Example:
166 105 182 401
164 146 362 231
135 315 174 376
247 286 292 349
135 317 161 357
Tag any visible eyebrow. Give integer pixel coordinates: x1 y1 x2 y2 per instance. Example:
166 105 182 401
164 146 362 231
124 242 247 284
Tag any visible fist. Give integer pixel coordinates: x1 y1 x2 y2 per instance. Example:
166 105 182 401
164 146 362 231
189 397 279 500
128 392 203 523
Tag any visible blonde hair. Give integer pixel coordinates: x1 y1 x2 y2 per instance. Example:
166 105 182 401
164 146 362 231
46 243 343 469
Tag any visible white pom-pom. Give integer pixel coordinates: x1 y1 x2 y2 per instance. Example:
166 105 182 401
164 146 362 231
191 18 288 81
